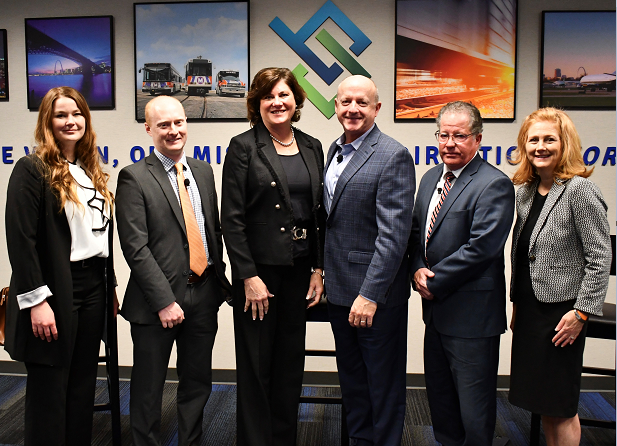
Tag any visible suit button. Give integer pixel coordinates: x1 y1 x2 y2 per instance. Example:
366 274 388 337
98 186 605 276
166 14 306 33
529 255 536 262
317 204 320 209
275 204 281 209
183 270 189 276
184 244 189 249
271 181 276 187
280 227 285 233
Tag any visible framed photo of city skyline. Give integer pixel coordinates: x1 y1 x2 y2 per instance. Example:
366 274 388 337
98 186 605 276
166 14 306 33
134 1 249 122
25 16 115 111
540 11 616 110
395 0 517 121
0 30 8 101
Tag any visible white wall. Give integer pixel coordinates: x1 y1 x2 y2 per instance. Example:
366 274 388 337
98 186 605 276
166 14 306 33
0 0 614 376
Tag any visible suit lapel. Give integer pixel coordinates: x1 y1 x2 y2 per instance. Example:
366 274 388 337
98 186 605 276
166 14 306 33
511 181 537 253
296 131 320 206
528 179 567 252
429 154 482 239
146 153 186 234
329 125 379 213
418 166 442 251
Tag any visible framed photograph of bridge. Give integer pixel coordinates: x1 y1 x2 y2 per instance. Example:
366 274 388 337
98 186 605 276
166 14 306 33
395 0 517 121
0 30 8 101
24 16 115 111
134 1 249 122
540 11 616 111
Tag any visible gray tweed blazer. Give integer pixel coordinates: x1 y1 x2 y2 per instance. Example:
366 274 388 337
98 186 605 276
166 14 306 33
510 176 611 315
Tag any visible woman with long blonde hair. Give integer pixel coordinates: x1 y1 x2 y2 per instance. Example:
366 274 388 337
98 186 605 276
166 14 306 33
5 86 116 445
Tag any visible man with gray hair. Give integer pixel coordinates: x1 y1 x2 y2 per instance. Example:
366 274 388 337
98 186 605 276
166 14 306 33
409 101 514 446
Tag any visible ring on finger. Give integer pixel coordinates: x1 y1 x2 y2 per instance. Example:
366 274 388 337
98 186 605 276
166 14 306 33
570 336 575 340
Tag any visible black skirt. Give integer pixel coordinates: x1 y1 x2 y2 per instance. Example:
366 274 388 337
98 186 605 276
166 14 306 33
509 191 586 417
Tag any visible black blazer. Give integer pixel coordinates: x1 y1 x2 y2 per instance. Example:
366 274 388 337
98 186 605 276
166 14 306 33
5 155 116 366
116 152 231 325
221 122 325 281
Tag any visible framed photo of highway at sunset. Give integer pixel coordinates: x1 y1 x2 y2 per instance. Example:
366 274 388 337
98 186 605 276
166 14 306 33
134 1 249 122
540 11 616 111
395 0 517 121
25 16 115 111
0 30 8 101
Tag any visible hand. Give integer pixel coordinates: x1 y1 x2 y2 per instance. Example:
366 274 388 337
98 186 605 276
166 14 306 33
510 303 517 332
113 289 120 318
244 276 273 321
348 295 377 328
30 300 58 342
552 310 584 347
413 268 435 300
158 302 184 328
306 269 324 309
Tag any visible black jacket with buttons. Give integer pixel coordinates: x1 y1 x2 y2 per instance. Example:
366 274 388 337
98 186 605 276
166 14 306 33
221 122 325 281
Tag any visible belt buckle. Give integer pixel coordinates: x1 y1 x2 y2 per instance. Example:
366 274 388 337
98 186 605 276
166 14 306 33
291 226 307 241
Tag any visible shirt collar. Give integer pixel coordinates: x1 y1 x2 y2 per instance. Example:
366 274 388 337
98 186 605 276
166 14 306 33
336 123 375 151
154 149 187 173
442 152 477 179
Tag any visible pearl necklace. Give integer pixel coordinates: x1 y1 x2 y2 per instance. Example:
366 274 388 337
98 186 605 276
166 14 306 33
270 127 295 147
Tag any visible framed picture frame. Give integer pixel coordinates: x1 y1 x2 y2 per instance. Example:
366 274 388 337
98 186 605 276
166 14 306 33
0 29 8 101
25 16 115 111
395 0 517 121
540 10 616 110
134 1 249 122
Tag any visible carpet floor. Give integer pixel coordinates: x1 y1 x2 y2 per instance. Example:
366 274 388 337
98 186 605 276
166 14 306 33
0 375 614 445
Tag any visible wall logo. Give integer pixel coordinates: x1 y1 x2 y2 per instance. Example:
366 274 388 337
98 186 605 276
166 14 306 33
270 0 372 118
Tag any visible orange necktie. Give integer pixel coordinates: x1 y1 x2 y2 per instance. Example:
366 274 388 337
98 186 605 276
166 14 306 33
175 163 208 276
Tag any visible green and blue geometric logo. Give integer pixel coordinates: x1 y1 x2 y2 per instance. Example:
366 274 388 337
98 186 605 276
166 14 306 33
270 0 372 118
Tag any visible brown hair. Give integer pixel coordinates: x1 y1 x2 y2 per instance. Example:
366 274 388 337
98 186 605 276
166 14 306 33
34 86 113 211
512 107 592 185
246 67 306 126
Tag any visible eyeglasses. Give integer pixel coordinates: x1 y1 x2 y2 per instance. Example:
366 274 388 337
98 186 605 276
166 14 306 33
435 131 476 144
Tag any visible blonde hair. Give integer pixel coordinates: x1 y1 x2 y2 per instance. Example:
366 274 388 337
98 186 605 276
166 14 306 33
512 107 592 186
34 86 113 211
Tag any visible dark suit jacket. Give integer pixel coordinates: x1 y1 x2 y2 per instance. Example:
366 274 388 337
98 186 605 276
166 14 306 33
221 122 325 284
409 154 515 338
5 155 115 366
324 125 415 308
116 152 231 325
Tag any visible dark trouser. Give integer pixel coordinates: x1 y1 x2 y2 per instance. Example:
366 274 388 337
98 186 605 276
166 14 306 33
25 258 106 446
233 257 311 446
130 275 220 446
328 300 408 446
424 321 500 446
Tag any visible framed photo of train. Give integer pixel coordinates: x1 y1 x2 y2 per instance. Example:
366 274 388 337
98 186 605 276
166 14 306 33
134 1 249 122
25 16 115 110
394 0 517 121
0 30 8 101
540 11 616 111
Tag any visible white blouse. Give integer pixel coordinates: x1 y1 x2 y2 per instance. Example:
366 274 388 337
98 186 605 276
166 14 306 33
17 159 110 309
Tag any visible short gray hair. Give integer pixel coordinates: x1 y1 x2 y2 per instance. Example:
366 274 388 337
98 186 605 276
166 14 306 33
436 101 483 135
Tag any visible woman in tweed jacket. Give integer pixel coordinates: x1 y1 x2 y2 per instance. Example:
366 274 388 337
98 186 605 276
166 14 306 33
508 108 611 446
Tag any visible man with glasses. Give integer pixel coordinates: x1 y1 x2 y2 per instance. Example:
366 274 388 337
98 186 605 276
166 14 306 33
409 101 514 446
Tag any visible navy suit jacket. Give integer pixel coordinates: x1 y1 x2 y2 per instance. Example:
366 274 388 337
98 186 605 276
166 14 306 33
324 125 415 308
409 154 515 338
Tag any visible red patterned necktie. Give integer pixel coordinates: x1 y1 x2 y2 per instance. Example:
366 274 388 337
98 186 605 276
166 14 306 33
426 171 456 243
175 163 208 276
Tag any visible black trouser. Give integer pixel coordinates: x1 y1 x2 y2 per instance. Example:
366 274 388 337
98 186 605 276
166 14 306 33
233 256 311 446
130 275 220 446
25 258 106 446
